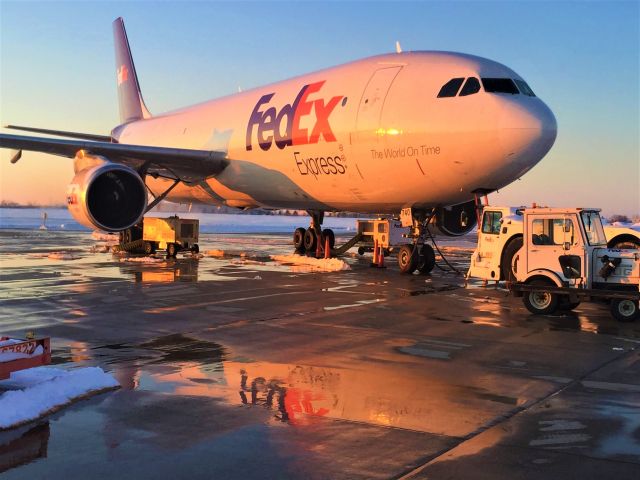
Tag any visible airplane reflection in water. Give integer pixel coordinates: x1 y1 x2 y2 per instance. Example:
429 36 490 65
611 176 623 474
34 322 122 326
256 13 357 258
132 353 522 435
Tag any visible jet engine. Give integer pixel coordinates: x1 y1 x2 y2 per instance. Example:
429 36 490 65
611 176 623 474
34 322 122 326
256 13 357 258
435 200 477 236
67 162 147 232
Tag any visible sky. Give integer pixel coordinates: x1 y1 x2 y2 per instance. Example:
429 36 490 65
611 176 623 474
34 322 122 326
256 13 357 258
0 0 638 216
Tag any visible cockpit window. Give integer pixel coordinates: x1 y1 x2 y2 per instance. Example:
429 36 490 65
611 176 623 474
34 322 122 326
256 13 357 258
514 79 536 97
481 78 519 94
459 77 480 96
437 78 464 98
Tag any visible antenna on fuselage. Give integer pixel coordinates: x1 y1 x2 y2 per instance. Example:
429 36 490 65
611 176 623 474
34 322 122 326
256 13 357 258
395 41 402 53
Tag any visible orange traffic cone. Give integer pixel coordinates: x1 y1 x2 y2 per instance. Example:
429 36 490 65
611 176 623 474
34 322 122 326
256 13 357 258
324 236 330 259
371 239 379 267
377 244 385 268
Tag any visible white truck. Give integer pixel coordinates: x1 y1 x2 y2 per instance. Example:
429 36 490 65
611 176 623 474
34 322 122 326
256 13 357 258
469 207 639 321
468 206 640 283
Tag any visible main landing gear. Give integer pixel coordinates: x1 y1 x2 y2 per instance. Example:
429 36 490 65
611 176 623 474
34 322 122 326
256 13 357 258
292 210 336 256
396 208 436 275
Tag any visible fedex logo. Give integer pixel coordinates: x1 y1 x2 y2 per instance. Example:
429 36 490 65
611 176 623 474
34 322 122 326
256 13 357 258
246 81 343 151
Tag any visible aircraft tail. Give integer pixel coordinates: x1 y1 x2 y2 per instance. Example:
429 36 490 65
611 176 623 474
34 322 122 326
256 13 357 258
113 17 151 124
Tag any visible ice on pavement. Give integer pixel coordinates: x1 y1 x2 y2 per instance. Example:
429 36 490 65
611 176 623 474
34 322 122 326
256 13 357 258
270 254 351 272
0 367 119 429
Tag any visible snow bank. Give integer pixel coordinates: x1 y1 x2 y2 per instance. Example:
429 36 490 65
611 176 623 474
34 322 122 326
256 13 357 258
270 254 351 272
0 367 119 429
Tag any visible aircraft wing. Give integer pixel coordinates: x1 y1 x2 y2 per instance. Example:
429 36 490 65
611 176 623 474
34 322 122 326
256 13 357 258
0 133 229 184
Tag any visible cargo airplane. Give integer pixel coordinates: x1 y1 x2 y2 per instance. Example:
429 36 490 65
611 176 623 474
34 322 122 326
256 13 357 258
0 17 557 272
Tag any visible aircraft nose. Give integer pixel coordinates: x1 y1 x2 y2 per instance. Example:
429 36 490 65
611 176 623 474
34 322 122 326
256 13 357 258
499 99 557 167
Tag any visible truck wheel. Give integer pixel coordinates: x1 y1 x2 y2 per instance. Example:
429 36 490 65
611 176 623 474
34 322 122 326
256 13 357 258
418 244 436 274
398 245 418 274
166 243 177 258
502 237 523 282
293 227 306 251
523 280 559 315
357 246 366 256
303 228 317 252
322 229 336 250
192 244 199 254
610 299 639 322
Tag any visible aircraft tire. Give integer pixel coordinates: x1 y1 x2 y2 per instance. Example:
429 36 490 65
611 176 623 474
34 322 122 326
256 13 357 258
610 299 639 322
417 244 436 274
398 244 418 274
322 229 336 250
303 229 317 252
167 243 177 258
293 228 306 251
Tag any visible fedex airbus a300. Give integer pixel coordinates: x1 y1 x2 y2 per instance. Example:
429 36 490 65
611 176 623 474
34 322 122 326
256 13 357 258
0 18 557 272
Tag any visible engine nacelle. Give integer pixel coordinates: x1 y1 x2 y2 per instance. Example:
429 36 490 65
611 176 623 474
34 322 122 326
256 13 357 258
67 162 147 232
435 200 477 236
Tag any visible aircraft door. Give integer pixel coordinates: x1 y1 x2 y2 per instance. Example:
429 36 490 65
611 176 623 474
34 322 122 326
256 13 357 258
356 66 402 136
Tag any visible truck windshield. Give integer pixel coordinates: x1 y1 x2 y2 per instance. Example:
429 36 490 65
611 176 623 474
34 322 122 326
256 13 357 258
580 211 607 245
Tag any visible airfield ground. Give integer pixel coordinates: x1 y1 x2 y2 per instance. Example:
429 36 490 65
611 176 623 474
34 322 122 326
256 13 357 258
0 230 639 479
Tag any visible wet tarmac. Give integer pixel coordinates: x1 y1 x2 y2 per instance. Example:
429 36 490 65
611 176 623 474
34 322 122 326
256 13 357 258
0 229 639 479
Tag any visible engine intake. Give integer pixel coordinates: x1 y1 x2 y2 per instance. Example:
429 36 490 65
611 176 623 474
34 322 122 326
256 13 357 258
67 162 147 232
435 200 477 236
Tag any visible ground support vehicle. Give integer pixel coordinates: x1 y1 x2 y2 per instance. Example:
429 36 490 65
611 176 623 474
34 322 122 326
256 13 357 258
468 206 640 283
476 207 639 321
113 216 199 257
0 336 51 380
353 213 437 274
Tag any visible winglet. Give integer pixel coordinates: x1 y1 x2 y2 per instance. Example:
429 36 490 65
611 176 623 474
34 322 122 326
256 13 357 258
113 17 152 124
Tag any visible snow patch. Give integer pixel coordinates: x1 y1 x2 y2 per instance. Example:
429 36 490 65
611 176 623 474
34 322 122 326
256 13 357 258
91 231 119 243
0 367 119 429
47 252 80 260
119 256 165 263
270 254 351 272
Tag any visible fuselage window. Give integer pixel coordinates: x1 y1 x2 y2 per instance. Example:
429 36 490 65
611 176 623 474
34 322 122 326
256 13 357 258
437 78 464 98
514 79 536 97
459 77 481 96
481 78 519 95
